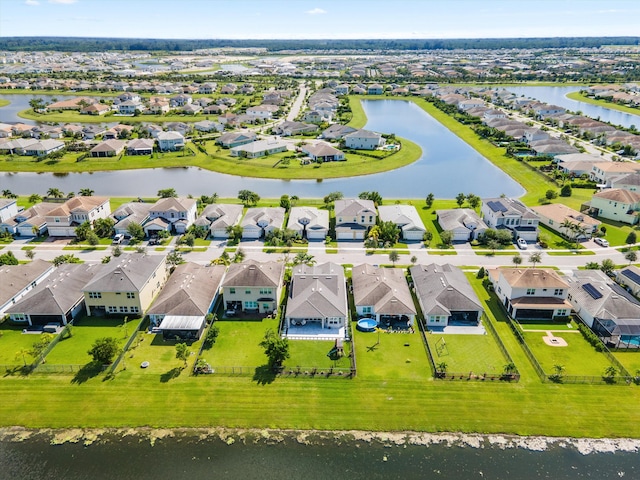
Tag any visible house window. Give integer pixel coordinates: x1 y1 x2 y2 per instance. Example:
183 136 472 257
369 216 373 222
88 292 101 299
244 301 258 309
362 306 372 314
119 306 128 313
108 306 118 313
259 288 272 295
127 292 135 299
130 306 139 314
526 288 535 295
245 289 251 295
229 288 236 294
557 309 567 316
554 289 563 296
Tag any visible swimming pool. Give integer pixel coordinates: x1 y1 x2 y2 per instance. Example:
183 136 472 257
621 335 640 346
356 318 378 332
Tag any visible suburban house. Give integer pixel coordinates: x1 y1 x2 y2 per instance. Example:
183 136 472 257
45 196 111 237
112 202 153 236
7 263 101 326
194 120 224 133
618 265 640 297
0 202 58 236
302 110 329 124
611 173 640 192
284 262 349 337
352 264 416 328
81 103 110 115
489 268 571 320
241 207 285 239
83 254 169 316
147 262 226 341
0 259 55 315
217 131 257 148
286 206 329 240
334 198 377 240
319 124 356 140
531 203 600 240
156 131 185 152
589 189 640 225
195 203 244 239
410 263 484 328
301 142 345 162
222 260 284 314
272 121 318 136
0 198 18 222
378 205 427 241
126 138 155 155
436 208 488 242
146 197 197 235
343 129 385 150
117 100 144 115
589 162 640 185
367 84 384 95
246 104 279 119
90 139 126 157
230 139 288 158
481 197 540 242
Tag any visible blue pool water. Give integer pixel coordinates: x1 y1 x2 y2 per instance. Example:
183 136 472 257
356 318 378 332
621 336 640 346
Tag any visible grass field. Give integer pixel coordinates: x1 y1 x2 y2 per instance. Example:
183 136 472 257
200 319 278 367
286 339 352 370
0 99 9 108
0 324 42 365
45 317 134 365
521 330 613 376
426 331 508 375
613 351 640 376
566 91 640 116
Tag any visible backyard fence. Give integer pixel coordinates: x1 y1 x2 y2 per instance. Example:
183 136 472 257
195 365 353 378
33 363 107 374
105 316 148 375
29 322 74 372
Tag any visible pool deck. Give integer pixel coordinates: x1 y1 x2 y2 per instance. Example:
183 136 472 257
283 325 347 340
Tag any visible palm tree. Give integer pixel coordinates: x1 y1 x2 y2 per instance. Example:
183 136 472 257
78 188 94 196
2 189 16 198
46 188 64 199
389 250 400 266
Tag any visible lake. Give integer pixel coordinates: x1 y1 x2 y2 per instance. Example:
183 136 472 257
1 431 638 479
505 86 640 129
0 99 525 199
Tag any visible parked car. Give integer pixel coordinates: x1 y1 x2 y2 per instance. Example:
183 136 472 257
517 238 528 250
112 233 124 245
594 237 609 247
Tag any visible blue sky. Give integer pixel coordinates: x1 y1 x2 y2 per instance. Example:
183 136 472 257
1 0 639 39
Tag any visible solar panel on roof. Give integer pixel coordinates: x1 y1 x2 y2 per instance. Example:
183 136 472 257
621 269 640 286
582 283 603 300
487 200 507 213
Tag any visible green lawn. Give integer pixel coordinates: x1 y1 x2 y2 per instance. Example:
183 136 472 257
566 91 640 116
0 324 43 365
425 331 509 375
613 351 640 376
352 328 431 381
286 340 352 370
522 330 613 376
200 319 279 367
0 99 9 108
122 332 202 379
45 317 134 365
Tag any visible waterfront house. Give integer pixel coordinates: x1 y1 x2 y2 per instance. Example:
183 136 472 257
481 197 539 243
111 202 153 236
334 198 377 240
216 131 257 148
489 268 571 320
301 142 345 162
531 203 600 240
148 262 226 340
0 202 58 237
286 206 329 240
436 209 488 242
410 263 484 328
157 131 185 152
90 139 126 157
378 205 427 241
589 189 640 225
284 262 348 337
0 198 18 222
241 207 285 239
0 260 55 315
195 204 244 239
229 139 288 158
45 196 111 237
83 254 169 317
343 129 385 150
222 260 284 314
352 264 416 328
126 138 155 156
146 197 197 234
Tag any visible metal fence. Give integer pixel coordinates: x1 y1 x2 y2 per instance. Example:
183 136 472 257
33 364 107 374
29 322 74 372
195 365 353 378
106 316 148 375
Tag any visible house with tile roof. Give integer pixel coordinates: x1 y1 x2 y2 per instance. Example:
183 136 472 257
146 197 197 234
45 196 111 237
532 203 600 240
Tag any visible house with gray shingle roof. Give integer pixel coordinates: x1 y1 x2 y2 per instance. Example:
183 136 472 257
436 208 488 243
147 262 226 340
334 198 376 240
241 207 285 239
352 264 416 328
147 197 197 234
194 203 243 239
343 129 385 150
222 260 284 314
83 254 169 316
410 264 484 328
481 197 539 243
567 269 640 348
7 263 101 326
0 259 55 315
284 262 348 338
378 205 427 241
287 206 329 240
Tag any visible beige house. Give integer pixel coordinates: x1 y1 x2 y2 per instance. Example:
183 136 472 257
589 189 640 225
532 203 600 240
222 260 284 314
45 196 111 237
334 198 377 240
83 254 169 316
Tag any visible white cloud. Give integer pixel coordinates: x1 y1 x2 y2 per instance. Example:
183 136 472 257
306 7 327 15
48 0 78 4
25 0 40 5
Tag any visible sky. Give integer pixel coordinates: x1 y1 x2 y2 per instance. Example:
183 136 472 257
1 0 639 40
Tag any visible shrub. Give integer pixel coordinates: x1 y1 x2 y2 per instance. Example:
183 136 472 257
626 231 637 244
560 185 572 197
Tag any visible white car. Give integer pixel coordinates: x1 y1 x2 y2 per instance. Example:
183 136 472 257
517 238 528 250
112 233 125 244
594 237 609 247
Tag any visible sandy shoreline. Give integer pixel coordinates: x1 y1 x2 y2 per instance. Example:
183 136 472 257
1 427 639 455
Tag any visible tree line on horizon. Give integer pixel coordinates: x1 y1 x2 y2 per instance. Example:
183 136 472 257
1 36 639 52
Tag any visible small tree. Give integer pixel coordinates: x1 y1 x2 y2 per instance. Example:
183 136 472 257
25 249 36 260
112 245 122 257
625 250 638 265
126 222 145 242
440 230 453 247
29 333 54 359
512 254 522 266
529 252 542 268
626 231 637 245
455 192 466 207
549 364 565 383
175 342 191 368
600 258 616 276
389 250 400 266
0 251 19 266
423 231 433 246
279 194 291 210
487 239 500 254
560 184 572 197
167 251 184 266
410 255 418 265
238 189 260 207
425 193 434 209
203 324 220 349
260 328 290 369
603 365 618 383
157 188 177 198
87 337 119 365
545 189 558 200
